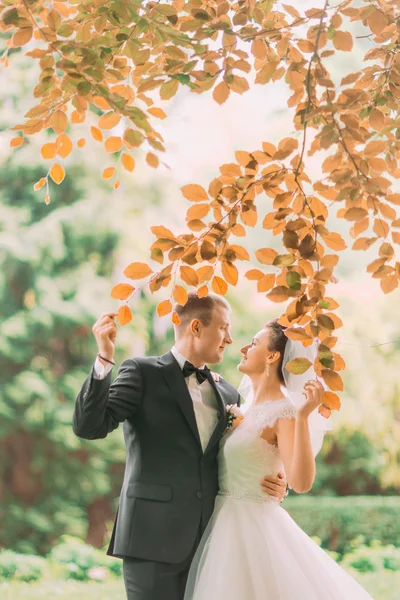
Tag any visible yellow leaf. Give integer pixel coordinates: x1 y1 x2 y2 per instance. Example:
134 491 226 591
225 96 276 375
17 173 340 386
111 283 135 300
98 112 121 129
105 136 123 153
180 266 199 287
102 167 116 179
34 178 47 191
56 133 73 159
332 30 353 52
41 143 57 160
123 262 153 280
10 137 24 148
50 110 68 134
181 184 209 202
157 299 173 317
221 262 238 286
213 81 230 105
255 248 278 265
173 285 188 306
49 163 65 185
118 305 132 326
212 276 228 296
91 126 103 142
197 285 209 298
146 152 159 168
122 153 135 172
148 107 167 119
285 358 312 375
321 369 344 392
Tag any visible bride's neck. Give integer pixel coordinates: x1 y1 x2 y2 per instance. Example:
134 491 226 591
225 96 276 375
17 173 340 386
250 372 285 405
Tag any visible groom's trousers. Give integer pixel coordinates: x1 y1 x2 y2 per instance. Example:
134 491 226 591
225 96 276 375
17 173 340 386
122 527 202 600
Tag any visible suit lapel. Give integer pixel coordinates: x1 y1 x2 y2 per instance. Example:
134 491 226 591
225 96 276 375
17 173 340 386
203 378 229 455
158 352 202 450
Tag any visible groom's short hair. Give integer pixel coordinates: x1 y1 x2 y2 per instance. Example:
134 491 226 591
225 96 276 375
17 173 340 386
174 292 230 331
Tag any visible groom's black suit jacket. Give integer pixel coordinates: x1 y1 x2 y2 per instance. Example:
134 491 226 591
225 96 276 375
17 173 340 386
73 351 240 564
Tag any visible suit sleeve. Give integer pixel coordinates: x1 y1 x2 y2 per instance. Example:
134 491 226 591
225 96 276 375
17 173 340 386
72 358 143 440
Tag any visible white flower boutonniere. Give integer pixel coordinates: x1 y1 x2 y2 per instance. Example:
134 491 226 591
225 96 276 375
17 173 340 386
225 405 244 434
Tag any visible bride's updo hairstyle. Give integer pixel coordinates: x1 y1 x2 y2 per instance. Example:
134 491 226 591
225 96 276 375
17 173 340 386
266 320 288 385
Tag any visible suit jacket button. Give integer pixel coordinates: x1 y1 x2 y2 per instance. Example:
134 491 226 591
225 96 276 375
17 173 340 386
197 491 203 499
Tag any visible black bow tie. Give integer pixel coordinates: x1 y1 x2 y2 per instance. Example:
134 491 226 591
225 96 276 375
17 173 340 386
182 361 212 385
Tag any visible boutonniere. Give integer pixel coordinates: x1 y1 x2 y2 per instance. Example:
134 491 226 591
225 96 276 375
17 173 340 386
225 405 244 433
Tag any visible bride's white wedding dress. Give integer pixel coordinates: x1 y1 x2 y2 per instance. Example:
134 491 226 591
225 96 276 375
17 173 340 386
184 398 373 600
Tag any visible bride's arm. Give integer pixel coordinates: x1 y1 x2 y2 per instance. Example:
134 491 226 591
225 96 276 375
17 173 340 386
276 380 325 493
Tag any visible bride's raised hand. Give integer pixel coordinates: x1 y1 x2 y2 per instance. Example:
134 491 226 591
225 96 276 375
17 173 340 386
298 380 324 418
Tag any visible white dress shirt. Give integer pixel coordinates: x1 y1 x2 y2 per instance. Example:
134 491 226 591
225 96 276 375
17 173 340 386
93 347 219 451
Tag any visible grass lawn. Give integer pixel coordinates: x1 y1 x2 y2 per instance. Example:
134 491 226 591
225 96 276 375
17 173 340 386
0 571 399 599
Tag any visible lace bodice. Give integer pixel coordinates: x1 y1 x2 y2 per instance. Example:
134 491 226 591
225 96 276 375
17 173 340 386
218 398 296 503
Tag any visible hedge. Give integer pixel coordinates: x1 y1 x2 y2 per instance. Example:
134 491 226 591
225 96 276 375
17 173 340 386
284 495 400 555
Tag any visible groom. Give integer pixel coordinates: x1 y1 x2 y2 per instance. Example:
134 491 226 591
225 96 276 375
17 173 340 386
73 292 287 600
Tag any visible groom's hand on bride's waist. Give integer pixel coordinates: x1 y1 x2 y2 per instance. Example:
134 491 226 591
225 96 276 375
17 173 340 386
260 472 287 502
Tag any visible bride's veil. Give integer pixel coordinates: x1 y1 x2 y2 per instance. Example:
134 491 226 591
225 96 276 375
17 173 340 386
238 336 332 457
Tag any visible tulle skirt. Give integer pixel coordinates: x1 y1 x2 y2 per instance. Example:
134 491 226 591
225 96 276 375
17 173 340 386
184 495 373 600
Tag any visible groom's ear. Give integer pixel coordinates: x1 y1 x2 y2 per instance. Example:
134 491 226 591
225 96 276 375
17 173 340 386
190 318 202 337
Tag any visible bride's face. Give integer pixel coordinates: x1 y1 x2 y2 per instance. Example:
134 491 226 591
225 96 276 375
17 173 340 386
238 328 270 375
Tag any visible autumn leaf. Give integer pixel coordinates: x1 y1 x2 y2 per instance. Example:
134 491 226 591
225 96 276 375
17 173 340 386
50 110 68 134
91 126 103 142
181 184 209 202
122 153 135 172
285 327 312 342
102 167 115 179
197 285 209 298
146 153 159 168
197 266 214 284
10 136 24 148
98 112 121 129
173 285 188 306
180 266 198 287
111 283 135 300
213 81 230 105
49 163 65 185
41 143 57 159
105 136 123 153
321 369 344 392
157 299 172 317
57 134 73 159
34 178 47 191
148 107 167 119
172 311 181 325
323 233 347 251
255 248 279 265
124 262 153 279
118 305 132 326
285 357 312 375
212 276 228 296
222 262 238 286
332 30 353 52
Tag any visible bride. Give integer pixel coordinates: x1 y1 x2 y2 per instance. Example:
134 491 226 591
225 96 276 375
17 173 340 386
184 319 374 600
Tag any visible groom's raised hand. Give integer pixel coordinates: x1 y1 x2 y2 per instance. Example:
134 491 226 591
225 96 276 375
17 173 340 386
260 472 287 502
92 311 118 363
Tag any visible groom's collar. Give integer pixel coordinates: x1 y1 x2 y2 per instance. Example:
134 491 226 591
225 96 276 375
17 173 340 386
171 346 206 370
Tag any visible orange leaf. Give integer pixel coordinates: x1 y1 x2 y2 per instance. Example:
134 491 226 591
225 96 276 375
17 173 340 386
45 194 51 205
180 266 199 287
146 152 159 168
77 138 86 148
102 167 116 179
285 327 312 342
111 283 135 300
213 81 230 105
124 262 153 279
91 126 103 142
222 262 238 286
369 109 385 132
173 285 188 306
197 285 209 298
255 248 279 265
380 275 398 294
118 305 132 326
148 107 167 119
105 136 123 153
114 180 121 190
197 266 214 284
321 369 344 392
34 177 47 191
157 299 173 317
41 143 57 160
181 184 209 203
50 110 68 134
10 137 24 148
122 153 135 172
332 30 353 52
323 233 347 251
245 269 264 280
49 163 65 185
323 391 341 411
57 133 73 159
13 27 33 47
98 112 121 129
212 276 228 296
172 311 181 325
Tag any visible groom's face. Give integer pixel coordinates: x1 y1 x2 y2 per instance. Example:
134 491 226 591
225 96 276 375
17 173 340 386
196 306 232 364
